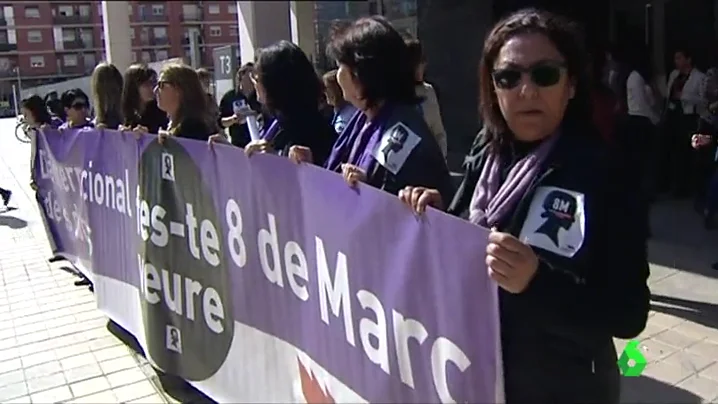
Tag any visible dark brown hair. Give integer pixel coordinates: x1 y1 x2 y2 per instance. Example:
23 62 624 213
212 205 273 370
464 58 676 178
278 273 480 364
478 8 592 141
327 16 418 108
405 38 425 72
122 63 157 126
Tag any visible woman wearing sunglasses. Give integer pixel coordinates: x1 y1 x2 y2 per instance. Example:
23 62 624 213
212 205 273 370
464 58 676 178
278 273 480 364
398 9 649 404
58 88 93 130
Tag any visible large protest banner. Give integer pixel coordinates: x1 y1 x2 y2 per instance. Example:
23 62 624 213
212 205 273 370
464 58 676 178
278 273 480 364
33 128 503 403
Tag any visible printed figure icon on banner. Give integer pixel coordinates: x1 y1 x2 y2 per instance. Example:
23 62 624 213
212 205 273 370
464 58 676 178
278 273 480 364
166 325 183 354
161 152 175 182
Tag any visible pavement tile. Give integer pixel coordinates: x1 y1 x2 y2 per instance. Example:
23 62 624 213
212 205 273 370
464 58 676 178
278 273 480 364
63 363 104 385
26 373 66 394
60 353 98 371
99 356 137 375
0 369 26 388
676 375 718 402
69 376 111 398
23 361 63 380
68 390 118 404
106 368 147 389
0 382 28 402
112 380 156 403
29 385 73 404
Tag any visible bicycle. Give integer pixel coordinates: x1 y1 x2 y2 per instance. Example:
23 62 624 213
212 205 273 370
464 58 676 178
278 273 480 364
15 115 32 144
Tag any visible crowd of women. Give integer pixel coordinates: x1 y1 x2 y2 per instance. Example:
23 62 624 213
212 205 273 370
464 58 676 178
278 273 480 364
14 9 653 403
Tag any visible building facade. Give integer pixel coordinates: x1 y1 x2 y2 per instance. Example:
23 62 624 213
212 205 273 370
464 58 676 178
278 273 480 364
0 0 239 111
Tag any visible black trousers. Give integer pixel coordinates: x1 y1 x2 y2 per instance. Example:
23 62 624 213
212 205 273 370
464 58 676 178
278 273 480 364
665 111 699 197
504 340 620 404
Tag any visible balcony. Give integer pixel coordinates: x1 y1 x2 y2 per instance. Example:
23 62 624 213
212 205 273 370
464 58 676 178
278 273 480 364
0 18 7 26
0 68 16 78
137 14 167 23
0 43 17 52
53 14 93 25
62 39 85 50
58 65 90 76
180 12 203 22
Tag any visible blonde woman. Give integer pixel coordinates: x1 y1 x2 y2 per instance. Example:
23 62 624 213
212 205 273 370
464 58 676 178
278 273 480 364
155 63 214 141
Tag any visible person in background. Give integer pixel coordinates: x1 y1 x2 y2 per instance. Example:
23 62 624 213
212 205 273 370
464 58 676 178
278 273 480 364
290 16 451 200
665 48 706 198
196 67 222 133
155 64 214 142
22 95 63 190
58 88 93 130
322 69 357 134
44 91 66 121
91 62 124 129
588 49 618 145
398 9 649 403
219 62 262 148
406 38 448 158
622 47 660 216
693 65 718 220
317 80 335 124
604 44 629 116
213 40 337 166
121 63 168 134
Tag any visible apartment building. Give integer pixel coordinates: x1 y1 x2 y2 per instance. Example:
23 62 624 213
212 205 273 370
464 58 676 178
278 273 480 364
0 1 239 102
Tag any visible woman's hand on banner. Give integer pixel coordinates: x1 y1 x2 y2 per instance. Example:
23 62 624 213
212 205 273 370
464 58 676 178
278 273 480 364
692 133 712 149
208 134 229 147
341 164 367 187
398 186 443 214
486 230 539 294
288 146 313 164
245 140 272 157
157 130 170 144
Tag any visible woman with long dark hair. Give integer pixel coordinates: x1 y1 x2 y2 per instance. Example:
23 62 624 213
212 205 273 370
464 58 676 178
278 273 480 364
121 63 168 134
212 40 337 166
289 17 451 199
398 9 649 403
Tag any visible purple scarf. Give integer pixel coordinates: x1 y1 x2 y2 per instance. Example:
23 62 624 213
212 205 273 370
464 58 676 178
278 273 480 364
324 105 392 173
469 133 560 228
260 119 280 142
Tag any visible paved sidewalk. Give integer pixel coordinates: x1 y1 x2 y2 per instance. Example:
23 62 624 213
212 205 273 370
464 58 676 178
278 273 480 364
2 119 718 403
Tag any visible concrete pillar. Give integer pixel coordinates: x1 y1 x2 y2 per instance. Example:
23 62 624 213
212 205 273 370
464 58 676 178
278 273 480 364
290 1 316 63
416 0 492 169
237 1 291 65
101 1 132 73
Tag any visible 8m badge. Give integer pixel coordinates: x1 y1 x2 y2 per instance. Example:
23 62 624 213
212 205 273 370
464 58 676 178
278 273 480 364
137 138 234 381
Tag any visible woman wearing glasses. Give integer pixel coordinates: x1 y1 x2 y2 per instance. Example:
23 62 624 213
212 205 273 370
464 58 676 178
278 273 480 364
398 9 650 403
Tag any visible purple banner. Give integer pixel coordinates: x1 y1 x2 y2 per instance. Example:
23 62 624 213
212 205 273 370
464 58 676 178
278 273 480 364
34 128 502 403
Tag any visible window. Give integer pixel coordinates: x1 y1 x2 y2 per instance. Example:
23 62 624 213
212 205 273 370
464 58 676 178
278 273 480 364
140 27 149 42
129 28 135 40
61 29 76 42
97 4 103 16
209 26 221 37
63 54 78 67
30 55 44 68
0 31 6 43
78 5 90 17
80 29 92 45
27 30 42 43
128 4 132 15
152 27 167 38
156 50 168 60
141 51 151 62
229 25 238 37
151 4 164 16
0 57 10 71
24 6 40 18
208 4 220 15
227 3 237 14
58 5 74 17
83 53 95 69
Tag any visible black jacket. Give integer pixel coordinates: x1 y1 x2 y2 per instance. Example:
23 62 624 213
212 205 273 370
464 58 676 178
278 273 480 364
270 112 337 166
125 100 169 135
448 129 650 403
363 104 452 202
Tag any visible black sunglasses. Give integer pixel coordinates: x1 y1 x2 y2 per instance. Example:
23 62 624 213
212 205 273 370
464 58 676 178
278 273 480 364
492 61 566 90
